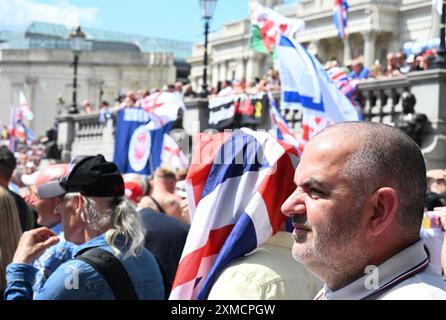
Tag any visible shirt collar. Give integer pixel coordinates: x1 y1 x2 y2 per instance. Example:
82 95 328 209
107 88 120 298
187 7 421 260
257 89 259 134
72 234 107 256
317 239 429 300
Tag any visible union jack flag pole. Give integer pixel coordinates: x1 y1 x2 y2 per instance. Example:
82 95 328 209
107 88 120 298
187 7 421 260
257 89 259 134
333 0 349 39
333 0 351 62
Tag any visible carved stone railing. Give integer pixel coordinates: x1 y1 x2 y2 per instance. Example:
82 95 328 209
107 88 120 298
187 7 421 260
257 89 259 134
358 77 410 124
57 112 115 162
357 70 446 169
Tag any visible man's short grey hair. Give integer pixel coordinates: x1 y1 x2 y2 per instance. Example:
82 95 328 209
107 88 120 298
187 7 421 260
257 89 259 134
323 122 426 236
65 193 145 259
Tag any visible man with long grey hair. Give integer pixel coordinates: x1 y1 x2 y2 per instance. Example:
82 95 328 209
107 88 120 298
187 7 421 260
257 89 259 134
4 155 164 299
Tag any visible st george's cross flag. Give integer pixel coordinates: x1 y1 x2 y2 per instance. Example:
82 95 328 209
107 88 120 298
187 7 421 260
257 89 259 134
140 91 185 130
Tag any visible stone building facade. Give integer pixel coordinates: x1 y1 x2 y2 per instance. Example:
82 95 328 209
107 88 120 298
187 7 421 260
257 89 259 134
188 0 436 91
0 22 192 135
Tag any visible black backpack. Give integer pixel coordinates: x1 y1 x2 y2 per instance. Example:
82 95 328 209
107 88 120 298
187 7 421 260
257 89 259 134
75 247 171 300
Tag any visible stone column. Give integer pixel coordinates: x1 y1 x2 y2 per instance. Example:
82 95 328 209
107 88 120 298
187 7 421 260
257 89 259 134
236 58 245 80
56 114 75 163
343 36 352 64
220 61 227 82
25 76 38 132
212 63 219 88
362 31 377 67
246 51 261 82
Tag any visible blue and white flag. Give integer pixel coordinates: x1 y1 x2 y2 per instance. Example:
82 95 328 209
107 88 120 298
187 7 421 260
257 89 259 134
113 107 172 175
267 92 300 153
277 34 361 123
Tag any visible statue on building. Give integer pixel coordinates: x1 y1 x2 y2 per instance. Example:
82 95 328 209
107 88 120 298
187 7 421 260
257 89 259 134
394 90 427 146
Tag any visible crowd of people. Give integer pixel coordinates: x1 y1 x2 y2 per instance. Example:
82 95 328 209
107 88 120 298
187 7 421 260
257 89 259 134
1 44 446 300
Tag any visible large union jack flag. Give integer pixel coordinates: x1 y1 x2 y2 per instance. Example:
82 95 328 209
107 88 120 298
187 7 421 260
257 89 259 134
169 128 299 300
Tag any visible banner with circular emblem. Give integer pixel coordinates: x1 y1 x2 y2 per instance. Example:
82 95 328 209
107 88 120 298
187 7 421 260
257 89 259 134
128 125 152 172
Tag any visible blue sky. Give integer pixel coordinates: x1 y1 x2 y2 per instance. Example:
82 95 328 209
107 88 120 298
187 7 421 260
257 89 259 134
0 0 296 43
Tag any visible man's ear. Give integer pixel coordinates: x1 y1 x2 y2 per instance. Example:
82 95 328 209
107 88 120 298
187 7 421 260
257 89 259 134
367 187 399 236
72 193 83 217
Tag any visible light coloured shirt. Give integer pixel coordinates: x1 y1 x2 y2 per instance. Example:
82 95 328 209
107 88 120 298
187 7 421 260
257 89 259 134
315 240 446 300
207 231 323 300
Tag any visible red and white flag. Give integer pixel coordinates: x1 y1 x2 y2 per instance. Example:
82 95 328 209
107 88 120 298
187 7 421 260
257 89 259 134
141 92 185 129
161 133 189 170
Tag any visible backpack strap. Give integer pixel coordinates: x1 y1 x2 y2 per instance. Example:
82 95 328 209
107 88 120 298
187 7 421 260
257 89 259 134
148 195 165 213
75 247 138 300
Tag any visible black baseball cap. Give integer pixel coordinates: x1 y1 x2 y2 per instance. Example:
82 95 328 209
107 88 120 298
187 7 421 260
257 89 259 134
38 155 124 198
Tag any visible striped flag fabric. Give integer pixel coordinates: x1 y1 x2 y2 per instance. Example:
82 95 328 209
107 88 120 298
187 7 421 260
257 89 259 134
8 107 34 147
249 0 304 56
169 128 299 300
267 92 301 154
333 0 349 39
277 34 361 123
326 66 359 100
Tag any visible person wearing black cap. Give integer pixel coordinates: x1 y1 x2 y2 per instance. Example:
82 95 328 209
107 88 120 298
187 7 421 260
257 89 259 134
0 145 36 232
4 155 164 300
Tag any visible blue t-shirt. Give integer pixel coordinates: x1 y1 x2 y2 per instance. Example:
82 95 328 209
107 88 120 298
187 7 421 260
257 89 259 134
348 67 370 80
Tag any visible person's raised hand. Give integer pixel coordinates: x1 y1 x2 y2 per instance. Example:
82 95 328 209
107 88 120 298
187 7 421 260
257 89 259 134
12 227 60 265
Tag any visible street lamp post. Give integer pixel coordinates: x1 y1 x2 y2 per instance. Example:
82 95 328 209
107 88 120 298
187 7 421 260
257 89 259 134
199 0 218 97
433 3 446 69
68 26 86 114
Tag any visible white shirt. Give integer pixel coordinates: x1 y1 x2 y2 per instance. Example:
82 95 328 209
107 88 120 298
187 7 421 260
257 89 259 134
315 240 446 300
